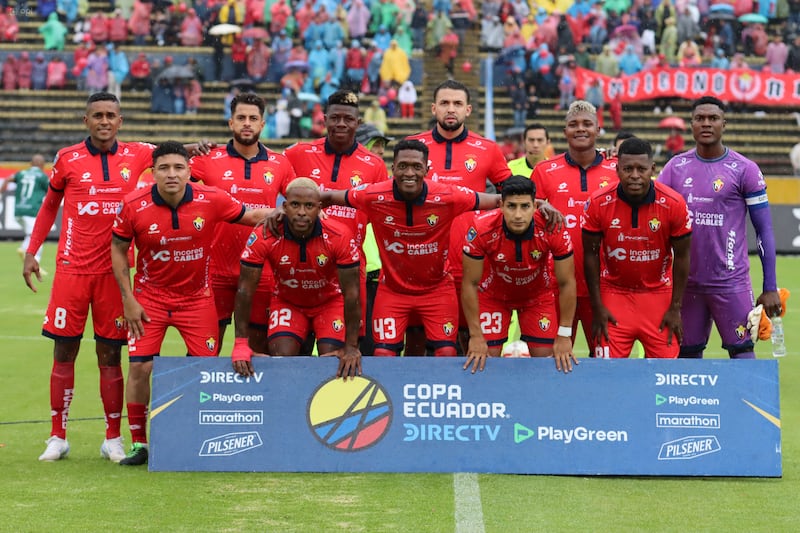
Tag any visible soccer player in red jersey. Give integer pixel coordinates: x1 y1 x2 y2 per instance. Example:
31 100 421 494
462 175 577 374
111 142 270 465
232 178 362 379
190 92 294 354
582 137 692 358
282 90 389 342
531 100 619 355
406 80 511 351
320 139 501 356
24 92 210 463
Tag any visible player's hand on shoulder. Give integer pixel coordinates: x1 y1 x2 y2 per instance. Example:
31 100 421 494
260 204 285 238
536 201 564 233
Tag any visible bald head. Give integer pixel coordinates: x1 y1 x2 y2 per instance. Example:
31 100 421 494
32 154 45 168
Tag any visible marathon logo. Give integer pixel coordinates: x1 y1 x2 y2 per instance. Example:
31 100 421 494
658 436 721 460
199 431 263 456
656 413 720 429
199 410 264 425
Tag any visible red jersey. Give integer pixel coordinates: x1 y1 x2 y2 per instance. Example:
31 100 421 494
581 181 692 292
407 128 511 281
112 183 246 301
283 137 388 247
345 180 479 295
463 209 573 303
239 218 360 307
531 151 618 296
43 139 154 274
190 142 292 281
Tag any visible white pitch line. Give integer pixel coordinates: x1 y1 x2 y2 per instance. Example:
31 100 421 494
0 335 49 341
454 473 486 533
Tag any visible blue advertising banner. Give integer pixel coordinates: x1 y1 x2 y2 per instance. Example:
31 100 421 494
149 358 782 476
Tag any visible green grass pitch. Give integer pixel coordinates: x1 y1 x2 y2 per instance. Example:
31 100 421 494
1 241 798 532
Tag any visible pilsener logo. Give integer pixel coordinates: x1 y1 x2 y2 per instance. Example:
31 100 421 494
199 431 263 456
307 376 392 452
658 436 721 460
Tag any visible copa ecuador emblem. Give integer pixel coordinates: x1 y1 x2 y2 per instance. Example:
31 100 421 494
307 376 392 451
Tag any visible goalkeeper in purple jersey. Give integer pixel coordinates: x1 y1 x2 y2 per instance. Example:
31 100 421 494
658 96 781 359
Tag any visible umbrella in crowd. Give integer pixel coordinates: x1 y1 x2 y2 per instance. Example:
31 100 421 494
707 10 736 21
241 27 270 40
208 23 242 36
658 116 687 131
230 78 257 91
739 13 768 24
285 60 310 72
612 23 639 37
709 4 735 13
156 65 196 83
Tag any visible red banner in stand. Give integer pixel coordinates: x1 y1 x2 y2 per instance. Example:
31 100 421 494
574 66 800 106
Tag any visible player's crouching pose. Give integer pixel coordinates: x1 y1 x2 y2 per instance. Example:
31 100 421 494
461 175 578 374
110 142 271 465
231 177 363 379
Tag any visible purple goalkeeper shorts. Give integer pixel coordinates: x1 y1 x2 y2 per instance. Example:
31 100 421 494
680 288 755 359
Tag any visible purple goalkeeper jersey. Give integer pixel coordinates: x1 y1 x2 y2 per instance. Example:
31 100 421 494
658 147 768 293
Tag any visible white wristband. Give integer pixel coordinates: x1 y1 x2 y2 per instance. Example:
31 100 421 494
557 326 573 338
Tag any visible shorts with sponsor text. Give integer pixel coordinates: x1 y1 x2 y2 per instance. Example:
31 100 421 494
594 289 678 359
267 294 346 347
480 291 557 347
128 292 220 361
43 271 127 344
372 279 458 353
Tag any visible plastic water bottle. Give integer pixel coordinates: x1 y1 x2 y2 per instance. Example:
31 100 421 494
771 316 786 357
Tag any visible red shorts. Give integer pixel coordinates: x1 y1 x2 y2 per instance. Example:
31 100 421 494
212 272 273 329
43 271 126 344
480 292 557 347
128 292 220 361
594 289 678 359
372 279 458 353
267 294 346 347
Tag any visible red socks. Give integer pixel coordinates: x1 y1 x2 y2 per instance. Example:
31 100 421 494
127 403 149 444
49 361 75 439
99 365 124 439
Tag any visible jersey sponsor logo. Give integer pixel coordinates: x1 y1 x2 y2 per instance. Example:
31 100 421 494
712 178 724 192
77 201 99 215
384 215 395 225
120 166 131 181
332 319 344 332
607 247 627 260
426 214 439 227
193 216 205 231
538 316 551 331
465 156 477 172
151 250 171 262
316 253 328 266
80 172 92 182
674 157 690 168
280 255 291 265
726 229 736 270
557 182 568 192
280 279 299 288
648 218 661 232
210 150 226 159
683 177 693 187
443 321 455 337
385 241 405 254
610 218 621 228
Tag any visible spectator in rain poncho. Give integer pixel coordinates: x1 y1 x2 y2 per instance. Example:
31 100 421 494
57 0 80 24
107 44 129 100
2 54 18 90
710 48 730 70
307 40 330 90
659 17 678 64
481 15 504 51
319 73 339 103
379 39 411 85
47 55 67 89
347 0 370 41
17 52 33 89
373 26 392 51
322 19 345 50
31 53 48 90
393 26 414 57
39 12 68 51
594 44 621 77
86 46 109 93
398 80 417 118
619 45 643 75
765 33 788 73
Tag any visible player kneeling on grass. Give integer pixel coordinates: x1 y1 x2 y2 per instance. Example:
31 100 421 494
582 137 692 358
461 175 578 374
231 177 362 380
110 141 272 466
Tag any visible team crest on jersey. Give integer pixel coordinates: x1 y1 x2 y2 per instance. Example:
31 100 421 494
206 337 216 351
350 174 363 187
530 249 542 260
466 227 478 242
120 166 131 181
443 322 455 336
735 325 746 340
599 180 609 188
114 316 124 329
316 253 329 266
713 178 724 192
648 218 661 232
247 232 257 246
426 214 439 227
465 156 477 172
538 316 551 331
193 216 205 231
263 171 274 184
332 319 344 332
